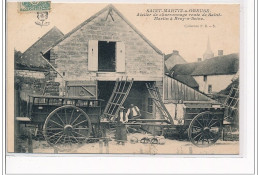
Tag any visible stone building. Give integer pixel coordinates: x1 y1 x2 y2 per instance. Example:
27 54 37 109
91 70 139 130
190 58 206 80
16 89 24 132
42 5 214 121
164 50 186 74
15 26 64 115
43 5 164 118
170 53 239 94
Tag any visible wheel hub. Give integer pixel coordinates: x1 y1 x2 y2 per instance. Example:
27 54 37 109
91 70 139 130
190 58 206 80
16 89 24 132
64 125 73 135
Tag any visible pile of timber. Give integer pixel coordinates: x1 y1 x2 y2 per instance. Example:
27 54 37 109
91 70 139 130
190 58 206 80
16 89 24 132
43 81 60 96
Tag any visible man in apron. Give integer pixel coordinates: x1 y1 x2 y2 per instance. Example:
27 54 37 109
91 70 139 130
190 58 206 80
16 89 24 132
115 107 128 145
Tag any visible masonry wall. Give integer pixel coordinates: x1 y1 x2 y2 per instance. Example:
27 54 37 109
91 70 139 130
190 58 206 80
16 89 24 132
14 70 46 117
193 74 235 94
50 9 164 93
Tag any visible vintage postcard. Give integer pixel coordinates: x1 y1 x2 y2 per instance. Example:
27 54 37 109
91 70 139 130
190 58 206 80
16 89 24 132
7 2 240 154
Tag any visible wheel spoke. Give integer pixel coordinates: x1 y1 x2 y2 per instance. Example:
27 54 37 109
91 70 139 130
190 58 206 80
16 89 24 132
71 114 82 125
193 132 202 139
64 108 67 124
54 135 64 145
55 113 65 125
73 120 88 127
73 130 88 138
49 119 64 128
48 131 63 139
74 127 89 130
202 115 206 126
208 132 215 140
46 128 63 131
206 114 210 126
197 134 203 143
69 109 75 124
209 121 218 128
207 116 215 127
71 132 79 143
195 119 204 128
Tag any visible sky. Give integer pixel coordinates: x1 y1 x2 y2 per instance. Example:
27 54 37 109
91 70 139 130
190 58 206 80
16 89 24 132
8 3 240 62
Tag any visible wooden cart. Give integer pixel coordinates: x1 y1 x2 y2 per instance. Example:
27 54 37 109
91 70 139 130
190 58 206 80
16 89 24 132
122 83 225 147
16 95 104 150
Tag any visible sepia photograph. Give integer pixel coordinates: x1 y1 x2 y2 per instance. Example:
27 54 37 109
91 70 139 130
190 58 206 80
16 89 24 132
7 2 240 154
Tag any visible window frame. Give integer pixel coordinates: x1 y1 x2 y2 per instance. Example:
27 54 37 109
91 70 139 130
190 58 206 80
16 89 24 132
203 75 207 81
147 97 153 113
208 84 212 94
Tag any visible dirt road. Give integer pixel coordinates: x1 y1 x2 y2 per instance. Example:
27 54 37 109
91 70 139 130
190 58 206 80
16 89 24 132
31 133 239 155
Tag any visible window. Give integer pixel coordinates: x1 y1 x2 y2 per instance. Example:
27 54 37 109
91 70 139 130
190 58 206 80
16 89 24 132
148 98 153 113
88 40 125 72
203 75 207 81
98 41 116 72
208 84 212 94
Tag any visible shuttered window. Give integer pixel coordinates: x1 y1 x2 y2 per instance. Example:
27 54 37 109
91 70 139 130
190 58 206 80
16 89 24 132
88 40 125 72
116 41 125 72
88 40 98 71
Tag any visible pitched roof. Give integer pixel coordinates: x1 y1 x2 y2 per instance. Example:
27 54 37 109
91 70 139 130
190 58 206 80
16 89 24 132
172 75 199 88
16 26 64 71
191 53 239 76
164 51 187 71
170 53 239 76
170 62 199 75
43 4 163 55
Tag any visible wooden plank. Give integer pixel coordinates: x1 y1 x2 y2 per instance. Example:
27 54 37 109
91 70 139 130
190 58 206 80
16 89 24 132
128 119 169 122
125 123 171 126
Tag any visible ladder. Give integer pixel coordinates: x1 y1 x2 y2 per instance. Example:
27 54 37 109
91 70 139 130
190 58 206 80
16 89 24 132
222 84 239 140
223 84 239 122
145 83 173 124
103 77 134 121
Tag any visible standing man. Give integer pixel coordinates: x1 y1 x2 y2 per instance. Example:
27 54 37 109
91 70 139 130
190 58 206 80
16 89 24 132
115 107 128 145
126 104 141 120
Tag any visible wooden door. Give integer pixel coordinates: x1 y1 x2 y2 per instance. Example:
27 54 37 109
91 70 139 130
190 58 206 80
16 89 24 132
66 81 97 99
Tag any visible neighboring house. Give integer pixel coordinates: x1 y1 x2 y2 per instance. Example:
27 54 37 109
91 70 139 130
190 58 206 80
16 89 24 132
16 26 64 71
170 53 239 94
168 62 199 90
15 26 64 102
43 4 213 120
164 50 186 74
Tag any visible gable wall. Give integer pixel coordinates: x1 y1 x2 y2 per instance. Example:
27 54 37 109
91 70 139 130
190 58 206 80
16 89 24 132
50 9 163 89
193 74 235 94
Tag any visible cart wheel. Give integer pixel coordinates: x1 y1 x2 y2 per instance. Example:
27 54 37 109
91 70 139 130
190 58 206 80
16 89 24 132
43 105 91 151
188 111 222 147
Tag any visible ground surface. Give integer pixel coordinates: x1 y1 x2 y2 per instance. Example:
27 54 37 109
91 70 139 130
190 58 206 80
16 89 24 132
29 132 239 155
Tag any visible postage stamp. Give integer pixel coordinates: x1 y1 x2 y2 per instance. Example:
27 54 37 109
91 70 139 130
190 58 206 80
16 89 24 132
18 1 51 13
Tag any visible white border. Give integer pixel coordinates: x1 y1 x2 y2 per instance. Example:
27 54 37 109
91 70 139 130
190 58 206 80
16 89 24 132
4 0 257 174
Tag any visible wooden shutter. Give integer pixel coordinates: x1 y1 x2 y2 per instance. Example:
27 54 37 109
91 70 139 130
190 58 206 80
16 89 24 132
88 40 98 71
116 42 125 72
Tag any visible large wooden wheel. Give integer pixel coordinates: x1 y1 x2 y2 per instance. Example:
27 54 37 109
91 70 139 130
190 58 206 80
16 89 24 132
43 105 91 150
188 111 222 147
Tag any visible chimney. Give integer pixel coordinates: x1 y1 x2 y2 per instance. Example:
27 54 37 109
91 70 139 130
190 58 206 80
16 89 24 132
172 50 179 55
197 58 202 62
218 50 223 56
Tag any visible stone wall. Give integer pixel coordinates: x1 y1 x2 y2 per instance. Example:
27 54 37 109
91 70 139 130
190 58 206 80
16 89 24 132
50 8 164 90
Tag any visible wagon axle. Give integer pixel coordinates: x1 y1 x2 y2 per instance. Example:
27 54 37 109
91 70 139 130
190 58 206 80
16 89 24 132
64 125 74 135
